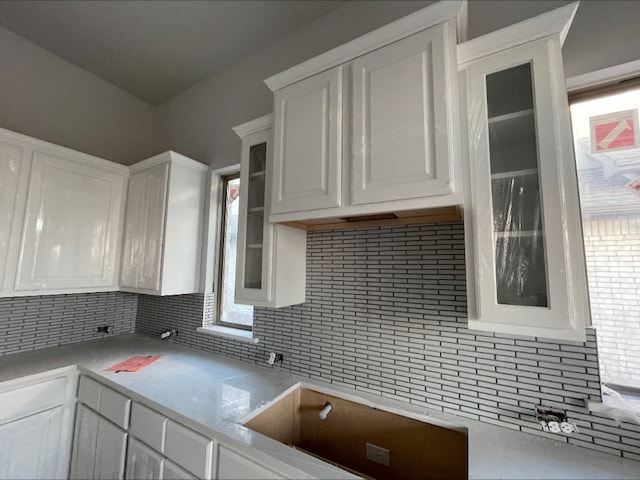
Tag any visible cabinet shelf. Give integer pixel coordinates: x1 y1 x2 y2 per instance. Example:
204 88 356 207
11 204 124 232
488 108 534 125
493 230 543 238
249 171 266 178
248 207 265 213
491 168 538 180
246 244 263 249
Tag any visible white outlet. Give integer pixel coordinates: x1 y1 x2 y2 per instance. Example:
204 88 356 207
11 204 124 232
366 443 390 467
561 421 578 433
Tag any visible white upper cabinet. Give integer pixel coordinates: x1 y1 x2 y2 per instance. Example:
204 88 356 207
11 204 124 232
265 0 465 225
233 115 306 308
0 127 127 297
458 2 589 341
120 151 207 296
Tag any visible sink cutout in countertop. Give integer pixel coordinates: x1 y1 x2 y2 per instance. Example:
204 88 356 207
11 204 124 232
244 387 468 480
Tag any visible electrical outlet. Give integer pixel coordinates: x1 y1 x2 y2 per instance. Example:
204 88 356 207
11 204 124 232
96 326 110 334
561 421 578 433
366 443 390 467
268 353 283 365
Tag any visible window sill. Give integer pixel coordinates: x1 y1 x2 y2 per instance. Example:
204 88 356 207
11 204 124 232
196 326 259 344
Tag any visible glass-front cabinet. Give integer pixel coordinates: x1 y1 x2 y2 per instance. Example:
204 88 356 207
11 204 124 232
459 3 590 341
232 115 306 308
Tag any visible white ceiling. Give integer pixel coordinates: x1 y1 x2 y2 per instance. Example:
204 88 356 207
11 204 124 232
0 0 346 105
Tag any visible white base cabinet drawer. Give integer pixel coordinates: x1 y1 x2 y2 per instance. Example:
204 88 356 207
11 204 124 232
217 445 282 480
78 375 131 429
165 420 213 479
130 402 168 453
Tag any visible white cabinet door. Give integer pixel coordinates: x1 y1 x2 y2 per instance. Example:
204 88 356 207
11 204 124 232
15 150 125 291
462 35 589 341
138 163 169 291
351 23 457 205
120 164 168 292
0 407 67 480
217 445 282 480
95 415 127 480
70 404 127 480
126 438 164 480
0 138 25 293
120 170 147 289
271 66 343 214
70 404 100 480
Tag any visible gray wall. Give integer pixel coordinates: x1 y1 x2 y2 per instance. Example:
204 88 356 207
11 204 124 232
152 0 640 168
0 25 154 165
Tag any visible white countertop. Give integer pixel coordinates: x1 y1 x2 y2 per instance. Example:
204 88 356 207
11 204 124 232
2 333 639 480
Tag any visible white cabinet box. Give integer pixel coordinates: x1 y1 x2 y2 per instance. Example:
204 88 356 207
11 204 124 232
232 115 306 308
120 151 207 295
458 2 590 341
0 127 127 297
266 1 464 227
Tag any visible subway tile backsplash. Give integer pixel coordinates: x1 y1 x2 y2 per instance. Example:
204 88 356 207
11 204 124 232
0 292 138 355
136 221 640 461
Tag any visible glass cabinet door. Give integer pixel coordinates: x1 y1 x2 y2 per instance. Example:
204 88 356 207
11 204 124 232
485 62 548 308
243 142 266 290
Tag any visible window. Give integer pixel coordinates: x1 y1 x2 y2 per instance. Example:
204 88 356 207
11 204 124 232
216 173 253 330
570 84 640 393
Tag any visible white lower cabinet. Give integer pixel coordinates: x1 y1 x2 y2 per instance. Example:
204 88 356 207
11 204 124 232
0 369 76 480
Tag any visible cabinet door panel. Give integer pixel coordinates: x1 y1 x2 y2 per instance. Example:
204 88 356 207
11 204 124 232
95 416 127 480
271 66 342 214
70 404 100 480
0 140 24 292
126 438 163 480
15 151 124 291
352 24 455 205
120 170 146 289
0 406 67 480
138 163 169 291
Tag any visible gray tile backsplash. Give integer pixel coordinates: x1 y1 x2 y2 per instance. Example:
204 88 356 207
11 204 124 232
135 221 640 461
0 292 137 355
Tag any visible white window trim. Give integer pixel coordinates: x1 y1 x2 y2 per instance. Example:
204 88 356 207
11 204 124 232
197 164 259 342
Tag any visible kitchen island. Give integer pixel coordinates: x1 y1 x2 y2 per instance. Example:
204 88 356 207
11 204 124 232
2 333 639 479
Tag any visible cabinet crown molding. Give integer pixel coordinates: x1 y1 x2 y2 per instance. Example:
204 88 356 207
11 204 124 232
0 126 128 175
232 114 273 138
264 0 466 92
457 1 579 66
128 150 208 174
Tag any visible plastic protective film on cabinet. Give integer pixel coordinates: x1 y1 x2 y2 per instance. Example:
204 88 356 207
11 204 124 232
462 3 590 342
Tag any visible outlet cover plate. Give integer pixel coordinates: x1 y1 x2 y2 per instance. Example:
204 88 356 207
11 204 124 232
366 442 390 467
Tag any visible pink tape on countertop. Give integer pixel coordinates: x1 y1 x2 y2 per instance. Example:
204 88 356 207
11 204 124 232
105 355 161 373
